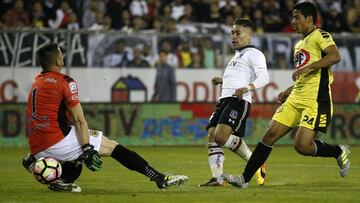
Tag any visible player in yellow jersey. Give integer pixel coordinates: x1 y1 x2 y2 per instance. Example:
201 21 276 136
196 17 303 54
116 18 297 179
222 1 350 188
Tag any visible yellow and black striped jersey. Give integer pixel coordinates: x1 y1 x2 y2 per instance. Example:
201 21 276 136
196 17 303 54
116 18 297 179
290 28 336 101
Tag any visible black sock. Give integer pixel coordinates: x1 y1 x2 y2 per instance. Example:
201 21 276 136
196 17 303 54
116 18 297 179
243 142 272 183
313 139 342 158
111 145 164 181
61 161 82 183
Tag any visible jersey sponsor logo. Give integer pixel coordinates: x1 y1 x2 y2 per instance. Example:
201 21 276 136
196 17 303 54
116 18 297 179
45 77 57 83
227 60 238 67
69 82 78 93
229 109 238 119
294 48 310 68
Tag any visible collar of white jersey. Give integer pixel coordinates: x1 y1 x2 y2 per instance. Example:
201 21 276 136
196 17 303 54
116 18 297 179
234 45 256 52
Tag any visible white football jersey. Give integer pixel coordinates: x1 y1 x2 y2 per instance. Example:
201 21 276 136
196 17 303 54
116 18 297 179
220 46 269 103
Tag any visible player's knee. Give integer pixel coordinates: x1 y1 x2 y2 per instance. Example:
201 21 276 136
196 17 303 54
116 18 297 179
100 137 118 156
214 132 227 146
294 142 312 156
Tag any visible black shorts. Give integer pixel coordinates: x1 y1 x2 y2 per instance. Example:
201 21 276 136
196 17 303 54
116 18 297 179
207 97 251 137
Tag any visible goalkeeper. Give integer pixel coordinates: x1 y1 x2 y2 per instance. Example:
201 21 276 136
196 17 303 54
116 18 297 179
22 43 188 192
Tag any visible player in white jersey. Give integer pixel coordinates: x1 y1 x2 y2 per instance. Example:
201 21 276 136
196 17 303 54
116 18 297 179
199 18 269 187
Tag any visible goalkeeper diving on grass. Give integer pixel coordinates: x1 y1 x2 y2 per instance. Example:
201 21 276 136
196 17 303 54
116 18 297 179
22 43 188 192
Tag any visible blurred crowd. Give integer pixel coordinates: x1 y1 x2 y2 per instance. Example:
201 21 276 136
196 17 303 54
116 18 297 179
1 0 359 70
1 0 359 33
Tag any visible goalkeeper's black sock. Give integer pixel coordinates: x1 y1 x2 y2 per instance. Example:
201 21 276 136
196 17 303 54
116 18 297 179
111 144 165 181
313 139 342 158
61 161 82 183
243 141 272 183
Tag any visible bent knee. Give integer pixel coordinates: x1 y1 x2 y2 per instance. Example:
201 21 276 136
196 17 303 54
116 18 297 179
99 136 118 157
294 142 312 156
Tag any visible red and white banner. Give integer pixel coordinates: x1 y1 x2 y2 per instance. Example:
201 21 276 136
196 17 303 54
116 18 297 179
0 68 359 103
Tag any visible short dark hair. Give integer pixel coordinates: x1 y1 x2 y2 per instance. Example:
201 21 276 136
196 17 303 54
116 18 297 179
293 1 317 24
37 43 59 70
234 17 254 31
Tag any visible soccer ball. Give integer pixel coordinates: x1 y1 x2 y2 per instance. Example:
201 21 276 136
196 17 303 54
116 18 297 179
33 157 62 184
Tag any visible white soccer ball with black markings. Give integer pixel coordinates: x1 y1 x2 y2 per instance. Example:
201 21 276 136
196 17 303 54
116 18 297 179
33 157 62 184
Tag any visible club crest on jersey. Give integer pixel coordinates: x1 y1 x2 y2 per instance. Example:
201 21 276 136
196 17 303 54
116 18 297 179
229 110 238 119
69 82 77 93
294 48 310 68
89 130 100 137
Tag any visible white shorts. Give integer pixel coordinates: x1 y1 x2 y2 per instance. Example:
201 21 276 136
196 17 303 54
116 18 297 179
34 126 103 163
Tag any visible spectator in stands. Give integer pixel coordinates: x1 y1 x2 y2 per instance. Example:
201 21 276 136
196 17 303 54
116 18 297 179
129 0 148 17
127 46 150 68
322 6 347 32
190 52 203 68
171 0 185 21
176 4 197 33
221 14 235 33
281 0 295 33
107 0 130 29
48 1 71 29
119 10 132 33
103 39 132 68
241 0 255 20
177 40 193 68
181 4 196 22
160 40 179 68
67 13 80 30
146 0 159 20
41 0 57 24
263 0 284 32
209 2 221 23
2 0 30 29
219 0 236 22
347 0 360 32
89 11 104 30
30 1 46 29
160 4 172 20
82 0 102 29
163 18 177 33
84 0 107 15
150 17 163 33
232 5 245 20
152 50 177 102
132 16 146 32
143 44 158 67
202 38 217 69
252 8 265 33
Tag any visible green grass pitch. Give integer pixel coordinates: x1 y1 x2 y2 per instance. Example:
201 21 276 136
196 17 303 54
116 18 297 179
1 146 359 203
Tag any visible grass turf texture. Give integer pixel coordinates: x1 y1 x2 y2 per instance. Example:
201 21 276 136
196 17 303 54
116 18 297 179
1 146 359 203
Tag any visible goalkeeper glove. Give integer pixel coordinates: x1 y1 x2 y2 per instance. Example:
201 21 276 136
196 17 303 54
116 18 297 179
81 144 102 171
